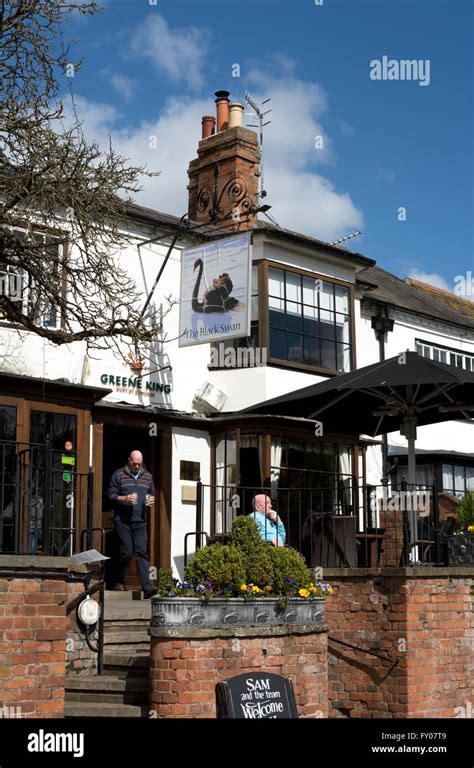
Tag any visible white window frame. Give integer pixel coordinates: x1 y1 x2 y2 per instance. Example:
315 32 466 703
415 339 473 373
0 228 61 330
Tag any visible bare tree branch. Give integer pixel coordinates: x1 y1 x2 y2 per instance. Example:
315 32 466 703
0 0 168 355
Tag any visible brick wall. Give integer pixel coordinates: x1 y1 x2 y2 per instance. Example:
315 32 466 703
0 556 86 718
150 627 328 718
325 567 474 718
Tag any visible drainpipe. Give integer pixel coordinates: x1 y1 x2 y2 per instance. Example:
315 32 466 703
371 307 394 485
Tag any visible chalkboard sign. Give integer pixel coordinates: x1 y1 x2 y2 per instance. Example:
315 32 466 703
216 673 298 719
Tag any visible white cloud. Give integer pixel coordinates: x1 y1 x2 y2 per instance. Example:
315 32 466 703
264 167 363 242
246 71 331 169
130 14 211 90
103 71 139 102
243 69 363 239
70 95 210 215
63 96 120 136
69 68 364 241
406 270 450 291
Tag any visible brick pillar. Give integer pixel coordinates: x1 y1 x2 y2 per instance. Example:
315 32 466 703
150 626 328 718
383 508 405 566
325 567 474 718
0 556 86 718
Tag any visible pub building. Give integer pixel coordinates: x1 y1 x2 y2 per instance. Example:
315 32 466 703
0 90 473 586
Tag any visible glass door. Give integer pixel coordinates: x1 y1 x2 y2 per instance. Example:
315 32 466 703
0 406 17 552
213 432 237 534
28 410 78 555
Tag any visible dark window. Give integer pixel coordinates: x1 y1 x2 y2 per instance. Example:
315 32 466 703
180 460 200 481
30 411 76 450
268 268 352 372
0 406 17 552
272 438 353 509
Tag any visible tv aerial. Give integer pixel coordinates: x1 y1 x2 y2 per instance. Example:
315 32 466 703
245 91 272 199
329 231 362 246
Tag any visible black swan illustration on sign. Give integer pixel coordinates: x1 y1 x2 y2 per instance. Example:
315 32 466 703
191 258 239 313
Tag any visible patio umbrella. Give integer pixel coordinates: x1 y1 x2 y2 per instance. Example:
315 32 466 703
243 351 474 486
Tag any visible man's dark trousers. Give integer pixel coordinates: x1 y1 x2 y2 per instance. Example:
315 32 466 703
115 519 153 590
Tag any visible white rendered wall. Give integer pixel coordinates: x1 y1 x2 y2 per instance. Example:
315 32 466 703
209 365 329 412
82 232 212 412
1 213 472 562
170 427 211 579
358 305 474 457
0 221 212 413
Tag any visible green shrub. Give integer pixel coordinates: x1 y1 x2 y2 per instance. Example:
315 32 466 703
157 568 177 596
228 515 275 586
228 514 263 552
184 544 245 591
458 491 474 531
268 546 311 594
168 514 332 601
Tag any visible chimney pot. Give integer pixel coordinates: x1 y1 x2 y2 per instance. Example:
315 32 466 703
201 115 216 139
228 102 244 129
215 90 230 132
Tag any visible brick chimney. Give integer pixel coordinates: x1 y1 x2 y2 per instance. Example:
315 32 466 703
188 90 261 231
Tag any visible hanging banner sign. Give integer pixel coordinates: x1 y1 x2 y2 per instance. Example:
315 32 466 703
178 233 252 347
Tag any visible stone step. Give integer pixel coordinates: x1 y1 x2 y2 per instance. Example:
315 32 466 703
105 631 149 639
102 669 149 680
103 643 150 654
66 675 149 705
64 701 149 718
104 617 150 632
66 675 149 693
104 631 150 642
105 590 149 601
104 607 152 621
103 654 150 675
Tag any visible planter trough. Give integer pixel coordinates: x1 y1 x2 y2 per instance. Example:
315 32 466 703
151 596 325 629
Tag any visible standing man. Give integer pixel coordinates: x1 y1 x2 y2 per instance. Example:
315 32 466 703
107 450 157 598
250 494 286 547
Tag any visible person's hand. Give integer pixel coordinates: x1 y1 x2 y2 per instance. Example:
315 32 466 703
126 493 137 504
146 495 155 507
267 510 278 523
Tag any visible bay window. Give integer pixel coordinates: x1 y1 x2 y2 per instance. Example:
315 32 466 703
209 261 354 374
268 267 352 372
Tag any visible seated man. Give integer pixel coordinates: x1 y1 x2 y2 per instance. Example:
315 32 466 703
250 494 286 547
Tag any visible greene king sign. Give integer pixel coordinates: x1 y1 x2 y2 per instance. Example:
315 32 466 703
100 373 171 394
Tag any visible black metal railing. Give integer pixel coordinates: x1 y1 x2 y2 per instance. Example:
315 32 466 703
193 481 447 568
0 441 89 556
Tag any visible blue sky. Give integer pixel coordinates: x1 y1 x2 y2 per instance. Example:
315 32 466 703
64 0 473 292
